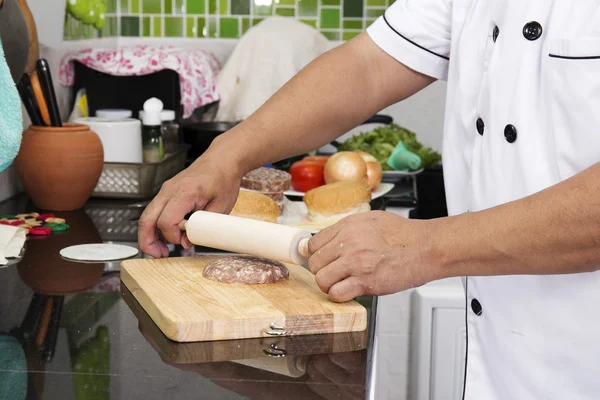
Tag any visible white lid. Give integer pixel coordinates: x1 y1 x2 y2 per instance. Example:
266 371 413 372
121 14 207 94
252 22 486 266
142 98 163 126
96 109 132 119
139 109 176 122
161 110 176 121
73 117 141 126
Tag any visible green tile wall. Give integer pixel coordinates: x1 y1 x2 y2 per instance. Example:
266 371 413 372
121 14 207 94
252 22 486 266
63 0 395 40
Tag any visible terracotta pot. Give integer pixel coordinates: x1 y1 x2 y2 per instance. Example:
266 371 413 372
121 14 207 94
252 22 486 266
15 123 104 211
17 209 104 296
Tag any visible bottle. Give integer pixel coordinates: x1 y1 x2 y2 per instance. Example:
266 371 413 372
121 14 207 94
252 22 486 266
141 98 165 163
160 110 179 155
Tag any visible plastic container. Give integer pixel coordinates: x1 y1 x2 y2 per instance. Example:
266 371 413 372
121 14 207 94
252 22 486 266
96 109 132 119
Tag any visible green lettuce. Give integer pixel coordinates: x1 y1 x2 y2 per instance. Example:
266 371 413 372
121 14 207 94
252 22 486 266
338 124 441 170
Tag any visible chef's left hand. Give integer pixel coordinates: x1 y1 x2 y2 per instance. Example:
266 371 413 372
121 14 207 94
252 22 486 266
307 211 437 302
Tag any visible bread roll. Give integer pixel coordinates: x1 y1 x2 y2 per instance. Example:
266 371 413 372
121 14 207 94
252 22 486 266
304 181 371 224
230 190 279 223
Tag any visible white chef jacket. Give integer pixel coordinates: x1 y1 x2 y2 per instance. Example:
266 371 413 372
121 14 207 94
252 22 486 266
368 1 600 399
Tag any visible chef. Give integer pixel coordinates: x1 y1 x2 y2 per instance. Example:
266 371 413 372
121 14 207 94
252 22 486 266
139 1 600 398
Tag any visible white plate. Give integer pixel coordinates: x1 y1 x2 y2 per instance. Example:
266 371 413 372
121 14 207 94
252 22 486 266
284 182 395 199
278 200 370 234
277 202 332 233
60 244 139 262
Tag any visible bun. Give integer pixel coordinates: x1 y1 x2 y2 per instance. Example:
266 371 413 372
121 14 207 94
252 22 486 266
231 190 279 223
304 181 371 223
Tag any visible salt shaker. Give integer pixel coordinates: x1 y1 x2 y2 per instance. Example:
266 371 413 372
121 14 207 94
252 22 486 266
160 110 179 155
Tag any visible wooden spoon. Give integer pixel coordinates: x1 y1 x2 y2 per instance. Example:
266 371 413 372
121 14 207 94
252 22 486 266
16 0 39 74
30 70 50 125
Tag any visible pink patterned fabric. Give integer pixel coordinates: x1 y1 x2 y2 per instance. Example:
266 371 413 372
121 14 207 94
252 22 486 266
59 45 221 117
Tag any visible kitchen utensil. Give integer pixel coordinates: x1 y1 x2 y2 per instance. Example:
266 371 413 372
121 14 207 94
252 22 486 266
21 293 45 339
16 73 43 125
181 121 240 160
122 283 368 363
121 255 367 342
15 123 104 211
386 140 422 171
36 59 61 127
29 70 50 125
73 117 143 163
43 295 64 361
179 211 312 266
35 296 53 348
15 0 39 74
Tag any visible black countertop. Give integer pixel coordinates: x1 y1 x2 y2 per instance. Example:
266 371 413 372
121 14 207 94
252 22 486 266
0 194 379 400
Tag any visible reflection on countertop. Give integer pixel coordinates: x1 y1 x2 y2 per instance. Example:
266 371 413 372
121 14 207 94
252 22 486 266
0 194 379 400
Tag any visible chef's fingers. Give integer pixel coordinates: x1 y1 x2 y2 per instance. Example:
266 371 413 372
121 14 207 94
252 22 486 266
307 221 343 256
307 238 343 275
314 259 351 294
138 195 170 258
181 232 193 250
157 196 200 246
328 276 365 303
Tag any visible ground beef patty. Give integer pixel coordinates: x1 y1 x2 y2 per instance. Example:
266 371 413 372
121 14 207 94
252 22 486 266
202 256 289 284
241 168 291 192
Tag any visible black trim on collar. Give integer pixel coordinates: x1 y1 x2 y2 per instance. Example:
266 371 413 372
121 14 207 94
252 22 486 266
549 53 600 60
382 13 450 61
462 277 469 400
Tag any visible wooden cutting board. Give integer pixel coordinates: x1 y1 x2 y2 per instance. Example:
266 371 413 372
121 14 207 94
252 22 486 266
121 256 367 342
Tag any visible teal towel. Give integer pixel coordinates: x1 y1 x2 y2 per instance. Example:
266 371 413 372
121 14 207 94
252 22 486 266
0 335 27 400
0 38 23 172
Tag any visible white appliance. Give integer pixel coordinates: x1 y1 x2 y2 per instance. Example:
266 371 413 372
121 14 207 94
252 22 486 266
74 117 143 163
409 277 466 400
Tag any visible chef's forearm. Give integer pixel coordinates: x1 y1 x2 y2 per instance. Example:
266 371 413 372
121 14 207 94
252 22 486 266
430 162 600 280
204 33 434 176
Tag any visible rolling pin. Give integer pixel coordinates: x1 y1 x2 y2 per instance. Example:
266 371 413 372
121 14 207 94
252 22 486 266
179 211 312 267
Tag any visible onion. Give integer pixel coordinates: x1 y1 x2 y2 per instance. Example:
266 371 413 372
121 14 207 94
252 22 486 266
355 151 382 190
324 152 367 185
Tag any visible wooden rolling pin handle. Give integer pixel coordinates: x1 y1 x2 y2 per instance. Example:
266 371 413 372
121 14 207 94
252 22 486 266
297 238 310 258
179 220 187 231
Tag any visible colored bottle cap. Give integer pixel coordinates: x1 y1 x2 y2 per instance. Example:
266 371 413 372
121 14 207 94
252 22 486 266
37 214 55 221
28 227 52 236
45 223 69 232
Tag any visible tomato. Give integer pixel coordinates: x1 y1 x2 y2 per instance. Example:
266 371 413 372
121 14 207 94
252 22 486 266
302 155 329 166
290 161 325 192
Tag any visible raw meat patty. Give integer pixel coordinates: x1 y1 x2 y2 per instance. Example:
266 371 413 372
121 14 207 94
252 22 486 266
241 168 291 192
202 256 289 284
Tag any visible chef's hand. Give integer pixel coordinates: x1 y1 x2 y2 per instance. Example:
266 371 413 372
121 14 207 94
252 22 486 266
307 211 436 302
138 155 242 258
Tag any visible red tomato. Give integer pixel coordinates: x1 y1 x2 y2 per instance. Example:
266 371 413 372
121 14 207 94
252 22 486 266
302 155 329 166
290 161 325 192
